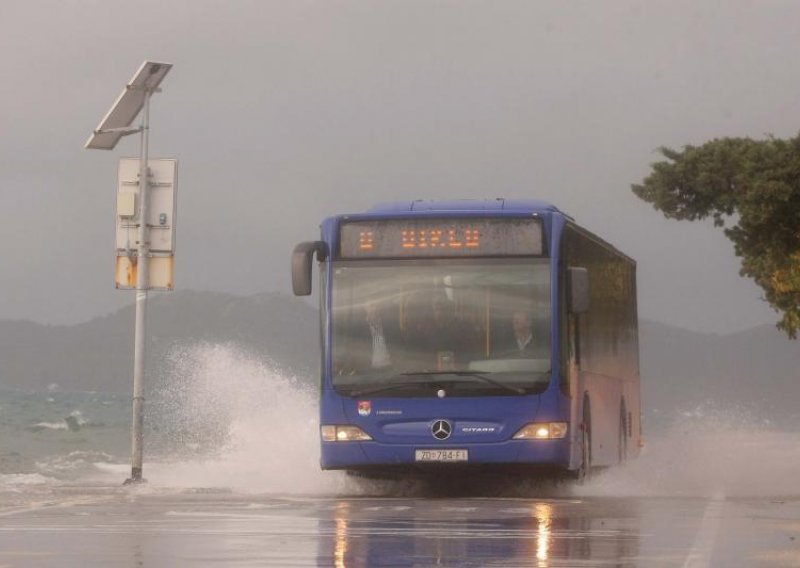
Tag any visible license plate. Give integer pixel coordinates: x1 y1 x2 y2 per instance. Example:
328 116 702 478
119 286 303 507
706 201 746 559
415 449 468 462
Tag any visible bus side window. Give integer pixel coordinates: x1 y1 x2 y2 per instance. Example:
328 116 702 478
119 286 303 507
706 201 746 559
564 226 581 371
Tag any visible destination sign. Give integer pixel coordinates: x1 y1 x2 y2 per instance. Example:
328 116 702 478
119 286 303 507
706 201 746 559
339 218 544 259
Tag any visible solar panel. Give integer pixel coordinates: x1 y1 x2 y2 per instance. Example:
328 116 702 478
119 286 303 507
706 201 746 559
85 61 172 150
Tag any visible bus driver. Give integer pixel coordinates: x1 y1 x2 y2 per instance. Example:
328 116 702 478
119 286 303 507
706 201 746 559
502 309 537 358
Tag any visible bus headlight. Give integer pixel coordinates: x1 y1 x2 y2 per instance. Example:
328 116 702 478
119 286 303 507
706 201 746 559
513 422 568 440
321 425 373 442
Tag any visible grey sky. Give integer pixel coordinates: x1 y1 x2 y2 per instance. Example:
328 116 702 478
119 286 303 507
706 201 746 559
0 0 795 332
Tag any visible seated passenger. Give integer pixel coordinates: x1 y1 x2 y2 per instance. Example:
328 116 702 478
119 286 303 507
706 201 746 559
336 301 400 374
364 302 394 369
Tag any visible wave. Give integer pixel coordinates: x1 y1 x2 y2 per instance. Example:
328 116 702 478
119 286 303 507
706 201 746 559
32 451 120 483
0 473 59 487
25 411 103 433
26 421 69 432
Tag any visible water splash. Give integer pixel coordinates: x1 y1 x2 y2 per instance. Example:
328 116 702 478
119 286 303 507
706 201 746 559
579 403 800 498
145 343 800 498
142 342 353 494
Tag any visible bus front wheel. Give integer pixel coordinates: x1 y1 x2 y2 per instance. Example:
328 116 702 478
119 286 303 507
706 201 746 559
576 397 592 481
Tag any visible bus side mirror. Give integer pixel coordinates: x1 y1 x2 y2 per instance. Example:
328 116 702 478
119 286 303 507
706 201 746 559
292 241 328 296
568 267 589 314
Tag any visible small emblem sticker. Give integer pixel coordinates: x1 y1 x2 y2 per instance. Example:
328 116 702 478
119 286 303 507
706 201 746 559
357 401 372 417
376 409 403 416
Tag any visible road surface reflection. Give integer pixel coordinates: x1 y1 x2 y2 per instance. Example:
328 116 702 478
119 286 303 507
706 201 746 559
318 497 641 567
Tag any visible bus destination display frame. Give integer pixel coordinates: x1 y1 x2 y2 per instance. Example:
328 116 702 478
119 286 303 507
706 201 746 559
339 217 544 259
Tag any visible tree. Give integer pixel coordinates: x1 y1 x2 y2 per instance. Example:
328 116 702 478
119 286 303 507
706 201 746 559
632 135 800 338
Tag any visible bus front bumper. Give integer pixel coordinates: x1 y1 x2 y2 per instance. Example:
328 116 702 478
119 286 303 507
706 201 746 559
321 438 572 471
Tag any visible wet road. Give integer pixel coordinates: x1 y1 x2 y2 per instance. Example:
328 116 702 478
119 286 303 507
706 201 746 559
1 489 799 567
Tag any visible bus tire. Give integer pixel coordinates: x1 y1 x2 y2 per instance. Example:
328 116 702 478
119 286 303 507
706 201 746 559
577 395 592 482
619 399 628 464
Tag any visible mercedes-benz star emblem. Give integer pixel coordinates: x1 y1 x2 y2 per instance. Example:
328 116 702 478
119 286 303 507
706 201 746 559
431 420 452 441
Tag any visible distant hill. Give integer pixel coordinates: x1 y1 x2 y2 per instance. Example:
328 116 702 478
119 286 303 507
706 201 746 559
0 291 318 392
0 292 798 427
639 320 800 428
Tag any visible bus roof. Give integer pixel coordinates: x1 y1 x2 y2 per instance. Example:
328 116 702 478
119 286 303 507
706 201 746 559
366 199 565 216
323 198 634 263
353 199 633 263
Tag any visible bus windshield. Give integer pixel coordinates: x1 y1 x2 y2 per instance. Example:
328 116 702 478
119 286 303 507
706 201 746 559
331 259 552 397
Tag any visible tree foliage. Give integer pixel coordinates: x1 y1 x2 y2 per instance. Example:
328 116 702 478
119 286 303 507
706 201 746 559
632 135 800 338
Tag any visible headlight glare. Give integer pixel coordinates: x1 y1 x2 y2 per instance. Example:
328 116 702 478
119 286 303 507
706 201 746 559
513 422 568 440
321 425 372 442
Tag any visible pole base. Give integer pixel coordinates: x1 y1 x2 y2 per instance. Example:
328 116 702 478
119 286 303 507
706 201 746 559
123 467 147 485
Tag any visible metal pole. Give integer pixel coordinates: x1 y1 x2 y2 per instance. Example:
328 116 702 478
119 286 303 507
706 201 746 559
126 89 151 484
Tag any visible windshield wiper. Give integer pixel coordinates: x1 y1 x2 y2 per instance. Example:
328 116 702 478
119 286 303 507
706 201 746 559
348 377 432 398
400 371 527 395
348 370 546 397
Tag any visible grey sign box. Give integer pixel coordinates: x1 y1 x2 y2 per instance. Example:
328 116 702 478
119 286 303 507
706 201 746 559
116 158 178 254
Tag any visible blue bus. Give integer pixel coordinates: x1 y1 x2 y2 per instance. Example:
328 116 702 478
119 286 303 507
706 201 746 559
292 199 641 478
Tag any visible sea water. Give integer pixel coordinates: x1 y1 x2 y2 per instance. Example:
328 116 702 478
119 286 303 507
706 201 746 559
0 389 130 481
0 342 354 508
